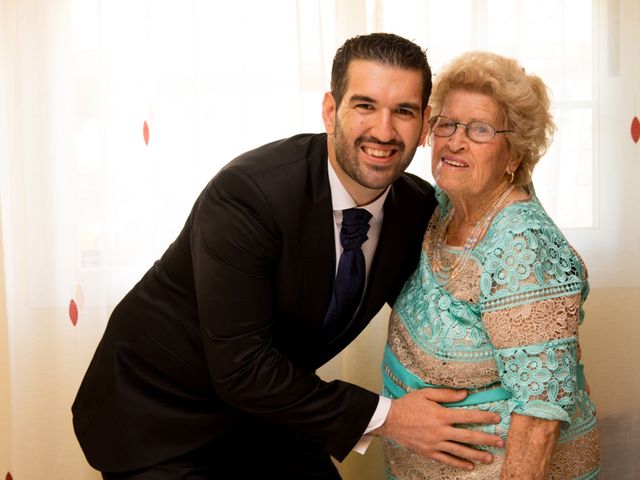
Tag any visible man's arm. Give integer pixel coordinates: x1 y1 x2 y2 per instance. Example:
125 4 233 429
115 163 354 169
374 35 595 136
192 165 504 465
373 388 504 470
190 166 379 460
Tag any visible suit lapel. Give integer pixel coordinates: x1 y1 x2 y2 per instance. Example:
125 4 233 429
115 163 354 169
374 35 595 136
300 139 336 335
359 186 407 321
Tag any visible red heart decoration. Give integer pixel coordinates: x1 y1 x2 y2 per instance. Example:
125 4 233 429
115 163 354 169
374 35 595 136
69 299 78 326
632 116 640 144
143 120 150 146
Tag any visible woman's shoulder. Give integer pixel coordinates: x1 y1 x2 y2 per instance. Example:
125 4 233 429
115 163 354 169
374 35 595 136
478 192 586 300
484 194 579 263
491 193 559 237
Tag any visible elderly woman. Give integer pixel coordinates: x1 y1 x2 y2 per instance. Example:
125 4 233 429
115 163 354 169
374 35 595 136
382 51 600 479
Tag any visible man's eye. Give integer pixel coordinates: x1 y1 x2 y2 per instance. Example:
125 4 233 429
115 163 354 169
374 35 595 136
396 108 415 117
355 104 374 111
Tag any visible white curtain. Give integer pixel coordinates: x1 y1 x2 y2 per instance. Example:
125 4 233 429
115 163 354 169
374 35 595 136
0 1 330 477
1 1 637 479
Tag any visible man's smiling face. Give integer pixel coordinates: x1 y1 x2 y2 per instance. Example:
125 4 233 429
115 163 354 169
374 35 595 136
323 60 429 204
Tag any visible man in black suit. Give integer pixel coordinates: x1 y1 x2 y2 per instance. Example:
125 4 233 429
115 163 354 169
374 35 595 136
72 33 503 479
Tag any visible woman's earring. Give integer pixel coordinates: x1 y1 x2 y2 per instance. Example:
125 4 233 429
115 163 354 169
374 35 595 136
507 170 515 184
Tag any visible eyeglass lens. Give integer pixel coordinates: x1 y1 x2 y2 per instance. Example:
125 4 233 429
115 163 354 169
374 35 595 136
429 116 496 143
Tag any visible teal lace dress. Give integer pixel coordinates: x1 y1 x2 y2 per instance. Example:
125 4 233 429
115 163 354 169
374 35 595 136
382 188 600 479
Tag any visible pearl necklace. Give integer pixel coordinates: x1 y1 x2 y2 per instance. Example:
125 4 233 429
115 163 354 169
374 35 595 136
432 185 515 284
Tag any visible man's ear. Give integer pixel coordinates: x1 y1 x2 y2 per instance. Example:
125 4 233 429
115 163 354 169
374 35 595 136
322 92 337 135
419 105 432 147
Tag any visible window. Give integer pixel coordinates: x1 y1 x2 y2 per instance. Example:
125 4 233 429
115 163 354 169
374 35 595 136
65 0 595 304
367 0 593 228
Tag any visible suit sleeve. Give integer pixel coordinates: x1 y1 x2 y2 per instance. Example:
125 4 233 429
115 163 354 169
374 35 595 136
190 166 378 460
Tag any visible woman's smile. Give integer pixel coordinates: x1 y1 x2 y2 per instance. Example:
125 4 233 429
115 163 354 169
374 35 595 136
439 154 469 168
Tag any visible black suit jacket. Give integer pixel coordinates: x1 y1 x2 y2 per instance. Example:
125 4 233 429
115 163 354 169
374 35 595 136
72 133 436 472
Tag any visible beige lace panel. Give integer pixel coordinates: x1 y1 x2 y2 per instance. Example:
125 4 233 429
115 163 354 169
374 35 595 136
423 208 482 304
384 427 599 480
549 427 600 479
384 439 504 480
387 310 499 388
482 294 581 349
445 253 482 304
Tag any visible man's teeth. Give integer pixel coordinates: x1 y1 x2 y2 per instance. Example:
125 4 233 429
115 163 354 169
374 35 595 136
365 147 393 158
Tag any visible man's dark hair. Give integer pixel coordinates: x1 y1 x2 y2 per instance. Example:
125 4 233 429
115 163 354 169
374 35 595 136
330 32 432 112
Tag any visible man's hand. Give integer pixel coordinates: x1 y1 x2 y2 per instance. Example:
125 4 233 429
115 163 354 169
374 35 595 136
372 388 504 471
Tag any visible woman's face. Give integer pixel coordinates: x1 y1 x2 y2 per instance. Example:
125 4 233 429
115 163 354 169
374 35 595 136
431 90 517 203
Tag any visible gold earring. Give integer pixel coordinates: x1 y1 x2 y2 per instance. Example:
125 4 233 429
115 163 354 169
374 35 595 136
507 171 515 184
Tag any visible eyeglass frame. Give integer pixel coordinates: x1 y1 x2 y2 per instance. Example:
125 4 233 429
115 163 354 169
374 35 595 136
428 115 514 144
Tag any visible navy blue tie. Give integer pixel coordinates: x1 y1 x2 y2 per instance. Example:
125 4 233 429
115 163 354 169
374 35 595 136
324 208 373 332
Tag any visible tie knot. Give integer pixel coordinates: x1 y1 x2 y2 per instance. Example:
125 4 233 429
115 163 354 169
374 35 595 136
340 208 372 250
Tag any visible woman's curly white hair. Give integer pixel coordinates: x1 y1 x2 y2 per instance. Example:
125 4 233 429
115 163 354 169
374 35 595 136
429 51 556 186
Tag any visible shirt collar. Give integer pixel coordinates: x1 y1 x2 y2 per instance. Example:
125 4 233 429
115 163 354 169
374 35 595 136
327 159 389 219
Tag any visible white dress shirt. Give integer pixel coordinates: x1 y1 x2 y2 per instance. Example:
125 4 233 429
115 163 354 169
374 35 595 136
327 160 392 454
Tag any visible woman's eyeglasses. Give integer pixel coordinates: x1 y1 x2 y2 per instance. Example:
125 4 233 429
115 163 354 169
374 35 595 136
428 115 513 144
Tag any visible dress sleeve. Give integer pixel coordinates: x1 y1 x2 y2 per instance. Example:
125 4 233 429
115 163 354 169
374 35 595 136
478 209 588 424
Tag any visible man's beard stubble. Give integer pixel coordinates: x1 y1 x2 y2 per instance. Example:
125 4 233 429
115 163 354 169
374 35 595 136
332 121 417 191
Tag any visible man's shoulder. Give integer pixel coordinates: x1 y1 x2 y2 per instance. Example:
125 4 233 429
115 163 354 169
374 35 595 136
384 173 437 230
229 133 327 173
392 172 435 202
204 133 327 210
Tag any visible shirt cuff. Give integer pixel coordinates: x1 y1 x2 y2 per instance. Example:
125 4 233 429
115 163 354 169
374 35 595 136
352 395 392 454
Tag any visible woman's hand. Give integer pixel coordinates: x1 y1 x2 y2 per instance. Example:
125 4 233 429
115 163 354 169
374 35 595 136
500 413 561 479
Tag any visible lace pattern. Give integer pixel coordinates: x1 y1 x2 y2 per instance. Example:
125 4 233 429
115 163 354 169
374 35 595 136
384 426 600 480
483 295 580 348
385 439 505 480
393 252 492 363
549 427 601 480
387 309 499 388
383 190 599 479
423 207 482 304
477 201 587 312
495 338 578 422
